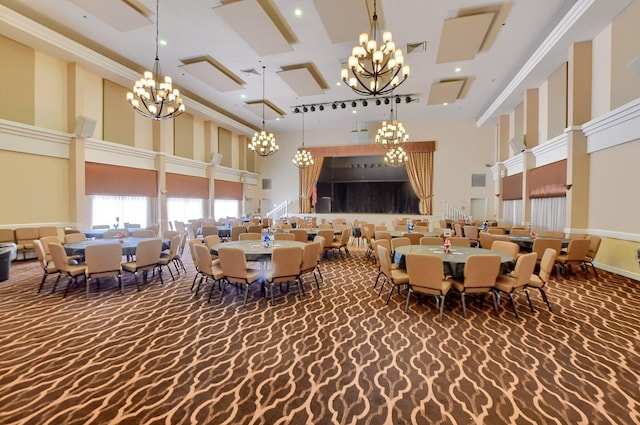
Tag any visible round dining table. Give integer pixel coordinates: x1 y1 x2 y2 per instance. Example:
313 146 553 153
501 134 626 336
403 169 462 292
210 240 307 262
64 237 170 257
388 230 439 238
508 235 570 250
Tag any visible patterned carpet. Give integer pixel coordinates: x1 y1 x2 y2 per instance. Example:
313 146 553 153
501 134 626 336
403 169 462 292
0 245 638 425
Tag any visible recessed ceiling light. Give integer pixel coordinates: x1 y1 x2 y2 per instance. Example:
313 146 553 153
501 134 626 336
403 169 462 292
443 102 449 106
276 117 280 120
240 94 246 99
454 67 461 73
336 82 342 86
294 8 302 16
159 39 167 46
352 110 357 114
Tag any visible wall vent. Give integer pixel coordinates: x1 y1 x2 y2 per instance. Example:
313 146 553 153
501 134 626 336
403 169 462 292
471 173 486 187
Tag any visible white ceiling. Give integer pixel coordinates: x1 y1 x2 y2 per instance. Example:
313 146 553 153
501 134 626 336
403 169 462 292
0 0 630 134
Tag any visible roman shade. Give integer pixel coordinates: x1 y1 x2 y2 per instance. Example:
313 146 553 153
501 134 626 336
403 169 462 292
502 173 523 200
529 160 567 198
166 173 208 198
85 162 157 196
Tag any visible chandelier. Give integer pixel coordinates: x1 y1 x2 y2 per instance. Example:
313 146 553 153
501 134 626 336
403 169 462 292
375 98 408 149
384 146 408 167
292 113 314 168
249 66 279 157
126 0 185 120
341 0 410 97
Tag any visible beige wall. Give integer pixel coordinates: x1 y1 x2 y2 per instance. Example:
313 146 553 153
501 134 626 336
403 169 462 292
103 80 135 146
592 24 613 117
0 35 34 125
0 151 69 225
174 113 195 159
610 0 640 109
34 52 67 132
547 63 568 139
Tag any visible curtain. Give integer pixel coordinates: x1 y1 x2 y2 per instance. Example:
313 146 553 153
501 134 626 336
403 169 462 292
531 197 566 232
88 195 152 228
502 199 522 225
167 197 204 223
299 157 324 213
405 151 434 215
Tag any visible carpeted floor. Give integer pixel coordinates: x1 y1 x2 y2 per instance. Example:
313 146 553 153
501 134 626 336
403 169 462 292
0 245 638 425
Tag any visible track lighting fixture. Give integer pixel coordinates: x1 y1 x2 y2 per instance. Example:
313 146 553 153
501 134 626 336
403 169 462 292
290 94 417 114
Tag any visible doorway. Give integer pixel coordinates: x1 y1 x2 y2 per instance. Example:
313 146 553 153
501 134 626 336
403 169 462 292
470 198 487 222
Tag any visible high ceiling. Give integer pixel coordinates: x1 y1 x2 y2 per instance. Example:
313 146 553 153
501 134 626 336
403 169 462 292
0 0 629 134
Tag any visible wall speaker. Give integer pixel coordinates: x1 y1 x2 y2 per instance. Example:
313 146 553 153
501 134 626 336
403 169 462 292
211 153 223 166
74 116 96 138
508 136 526 153
628 56 640 79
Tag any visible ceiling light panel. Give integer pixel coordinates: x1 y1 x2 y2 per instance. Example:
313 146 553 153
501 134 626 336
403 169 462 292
69 0 152 32
313 0 369 44
427 80 465 105
436 13 495 64
180 56 245 92
245 100 285 120
214 0 294 56
277 64 328 97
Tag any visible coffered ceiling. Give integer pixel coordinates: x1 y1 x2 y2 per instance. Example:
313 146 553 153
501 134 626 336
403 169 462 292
0 0 631 134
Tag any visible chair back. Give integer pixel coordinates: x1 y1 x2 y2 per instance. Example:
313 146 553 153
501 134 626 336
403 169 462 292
491 234 511 245
510 252 538 289
167 234 181 257
64 233 87 244
413 226 430 233
565 238 591 261
391 237 410 251
374 231 391 241
15 227 39 245
372 239 391 265
340 227 351 244
290 229 308 242
542 231 565 238
239 233 261 241
486 228 505 235
376 245 393 277
103 229 125 239
301 241 322 271
40 236 61 257
248 225 263 234
510 228 530 236
85 243 122 276
33 239 51 270
317 230 335 248
189 238 204 263
375 224 387 231
48 243 71 273
420 236 443 245
230 226 246 241
174 221 186 233
449 237 471 247
402 233 423 245
131 230 156 238
463 225 479 240
454 223 463 237
406 254 445 291
587 236 602 259
163 230 179 239
532 238 563 261
274 233 295 241
538 248 557 282
394 225 407 231
193 243 215 276
462 255 501 289
134 239 163 267
0 229 14 243
218 247 249 280
270 246 303 282
38 226 58 238
478 232 494 249
204 235 222 248
318 223 332 229
568 233 587 240
491 240 519 259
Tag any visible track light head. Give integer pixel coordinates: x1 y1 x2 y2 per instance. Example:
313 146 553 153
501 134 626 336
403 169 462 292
319 105 324 111
332 103 337 110
341 102 346 109
375 99 381 106
294 107 300 113
302 106 308 113
362 100 368 107
310 105 316 112
406 96 412 103
395 96 401 104
351 101 357 107
384 98 390 105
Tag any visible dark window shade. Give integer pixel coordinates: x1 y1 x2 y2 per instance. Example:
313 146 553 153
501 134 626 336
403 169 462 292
502 173 523 200
215 179 242 200
166 173 208 198
529 160 567 198
85 162 157 196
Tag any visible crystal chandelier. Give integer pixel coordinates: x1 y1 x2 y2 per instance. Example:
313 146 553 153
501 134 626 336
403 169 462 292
341 0 410 96
375 99 408 149
384 146 408 167
249 66 279 157
126 0 185 120
292 113 314 168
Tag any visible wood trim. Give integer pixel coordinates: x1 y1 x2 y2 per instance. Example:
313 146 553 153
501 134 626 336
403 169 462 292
305 141 435 157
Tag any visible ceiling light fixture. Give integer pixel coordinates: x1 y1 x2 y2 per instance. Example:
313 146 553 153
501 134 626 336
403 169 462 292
384 146 409 167
292 113 314 169
375 97 409 149
248 66 279 157
341 0 410 96
126 0 185 120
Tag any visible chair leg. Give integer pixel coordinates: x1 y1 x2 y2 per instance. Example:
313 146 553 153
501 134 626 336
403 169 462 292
86 276 91 299
507 293 519 319
491 291 499 316
524 289 534 312
385 283 395 305
373 270 383 288
404 287 412 313
195 275 204 296
539 288 552 312
118 274 123 295
460 293 468 318
38 272 48 293
243 284 250 306
438 294 446 322
50 274 62 294
218 280 227 303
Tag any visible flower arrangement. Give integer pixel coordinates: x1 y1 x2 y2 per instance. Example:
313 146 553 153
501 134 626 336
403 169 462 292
443 238 451 253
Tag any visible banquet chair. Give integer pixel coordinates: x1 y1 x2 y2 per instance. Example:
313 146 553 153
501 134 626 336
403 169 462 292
454 223 464 237
510 228 530 236
543 231 565 239
568 233 587 240
158 234 181 280
15 227 39 259
318 223 332 229
413 226 430 233
330 227 351 258
40 236 62 262
463 225 480 247
531 238 562 267
479 232 494 249
375 224 388 231
247 225 263 234
317 229 336 258
230 226 246 241
264 246 304 304
48 242 87 298
402 232 423 245
491 240 520 272
163 230 179 239
528 248 557 312
38 226 58 239
131 230 156 238
582 236 602 277
394 225 408 231
172 233 188 273
376 245 410 305
555 238 591 279
33 239 61 293
191 244 224 300
189 238 206 291
204 235 222 250
486 228 505 235
84 243 123 297
420 237 443 245
449 237 471 247
374 231 391 242
372 239 393 289
449 255 501 318
64 233 87 244
239 233 261 241
218 247 263 306
174 221 186 235
121 238 164 287
391 237 410 252
491 234 511 246
103 230 124 239
274 232 295 241
145 224 160 237
312 235 325 282
300 241 323 290
405 254 452 322
290 229 309 243
494 252 538 319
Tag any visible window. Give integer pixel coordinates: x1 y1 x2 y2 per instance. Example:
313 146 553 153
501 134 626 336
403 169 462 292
167 198 204 223
89 195 150 228
214 199 240 220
